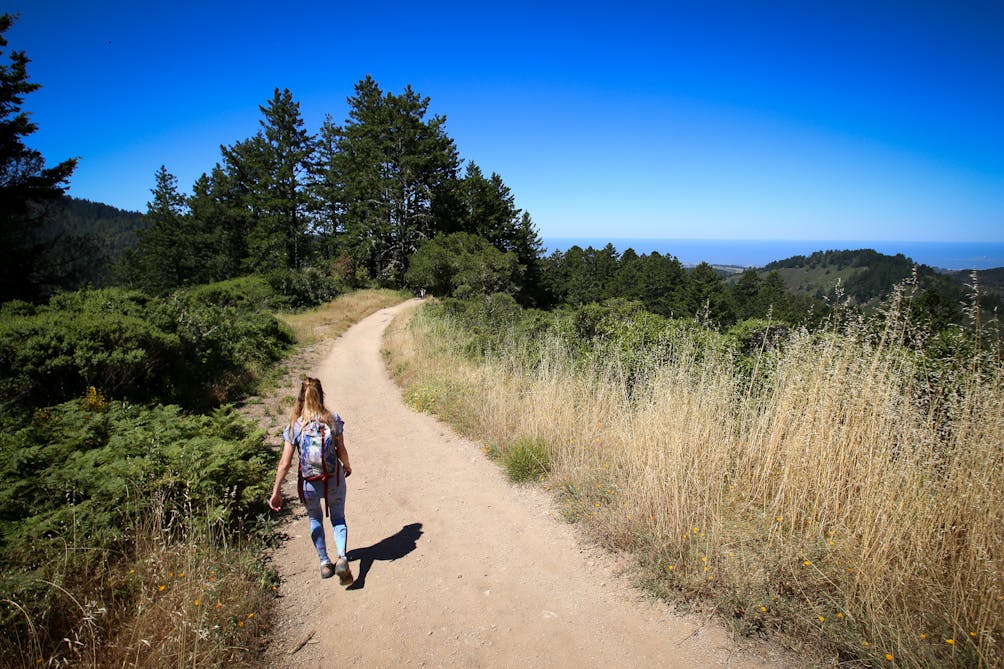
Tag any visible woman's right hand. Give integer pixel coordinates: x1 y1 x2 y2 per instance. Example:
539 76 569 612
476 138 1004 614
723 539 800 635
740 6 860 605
269 491 282 511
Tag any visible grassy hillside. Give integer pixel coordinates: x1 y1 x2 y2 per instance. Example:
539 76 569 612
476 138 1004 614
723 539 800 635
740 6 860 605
758 250 1003 334
385 297 1003 668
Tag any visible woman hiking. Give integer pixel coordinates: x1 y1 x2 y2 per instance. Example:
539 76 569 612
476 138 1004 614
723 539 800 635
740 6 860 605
269 376 354 585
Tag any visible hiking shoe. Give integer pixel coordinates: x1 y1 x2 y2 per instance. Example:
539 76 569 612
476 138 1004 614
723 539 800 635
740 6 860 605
335 557 353 586
320 562 336 579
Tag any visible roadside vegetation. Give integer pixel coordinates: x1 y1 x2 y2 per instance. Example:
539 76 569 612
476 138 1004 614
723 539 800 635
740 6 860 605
0 286 403 668
385 288 1002 668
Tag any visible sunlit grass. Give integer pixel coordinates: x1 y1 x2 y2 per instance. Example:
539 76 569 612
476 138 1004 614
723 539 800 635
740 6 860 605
277 288 408 344
384 298 1003 668
1 495 277 669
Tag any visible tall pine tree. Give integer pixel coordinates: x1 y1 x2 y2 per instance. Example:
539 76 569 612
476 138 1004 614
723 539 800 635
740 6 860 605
0 14 77 301
316 76 460 284
126 165 190 294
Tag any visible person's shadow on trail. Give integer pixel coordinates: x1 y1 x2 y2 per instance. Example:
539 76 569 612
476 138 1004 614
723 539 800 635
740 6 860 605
346 522 423 590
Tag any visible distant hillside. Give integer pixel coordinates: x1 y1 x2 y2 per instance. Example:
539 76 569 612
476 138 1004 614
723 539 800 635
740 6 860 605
40 196 145 288
946 267 1004 298
760 248 1002 327
762 249 922 304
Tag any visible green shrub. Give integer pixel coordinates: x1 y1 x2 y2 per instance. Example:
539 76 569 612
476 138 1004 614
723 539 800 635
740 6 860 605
0 286 294 412
265 266 341 310
175 275 275 312
159 291 293 407
0 394 273 667
502 437 551 483
0 398 271 567
0 288 181 411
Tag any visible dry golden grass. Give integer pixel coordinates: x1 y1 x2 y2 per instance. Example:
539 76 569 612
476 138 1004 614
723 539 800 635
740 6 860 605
2 498 275 669
384 302 1003 668
277 289 407 344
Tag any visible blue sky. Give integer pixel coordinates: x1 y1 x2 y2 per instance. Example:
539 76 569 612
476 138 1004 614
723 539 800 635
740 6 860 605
8 1 1003 242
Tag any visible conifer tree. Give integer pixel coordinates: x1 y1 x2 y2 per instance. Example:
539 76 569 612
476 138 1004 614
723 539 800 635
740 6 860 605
0 14 77 301
317 76 460 284
127 165 190 294
253 88 316 271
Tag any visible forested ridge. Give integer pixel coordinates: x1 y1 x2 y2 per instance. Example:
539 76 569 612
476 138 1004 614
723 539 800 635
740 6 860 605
1 10 1001 667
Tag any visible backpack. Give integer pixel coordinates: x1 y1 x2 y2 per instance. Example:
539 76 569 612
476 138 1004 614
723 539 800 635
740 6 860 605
295 417 341 516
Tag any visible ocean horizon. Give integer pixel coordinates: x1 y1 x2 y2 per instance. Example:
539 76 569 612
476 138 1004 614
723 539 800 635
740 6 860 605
542 238 1004 272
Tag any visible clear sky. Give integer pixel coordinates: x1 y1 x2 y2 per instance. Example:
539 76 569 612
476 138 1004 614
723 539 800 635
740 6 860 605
8 1 1003 242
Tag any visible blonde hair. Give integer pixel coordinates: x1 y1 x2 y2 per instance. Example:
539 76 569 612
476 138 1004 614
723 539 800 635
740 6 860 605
288 377 334 427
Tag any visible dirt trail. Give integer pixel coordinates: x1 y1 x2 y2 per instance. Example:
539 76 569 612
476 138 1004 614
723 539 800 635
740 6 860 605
265 300 791 668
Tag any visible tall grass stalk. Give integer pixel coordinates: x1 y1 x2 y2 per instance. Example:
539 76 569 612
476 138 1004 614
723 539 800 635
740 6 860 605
385 300 1002 668
0 492 275 669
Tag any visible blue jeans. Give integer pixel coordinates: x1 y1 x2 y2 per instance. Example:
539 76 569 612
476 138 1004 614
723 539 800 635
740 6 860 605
302 477 347 564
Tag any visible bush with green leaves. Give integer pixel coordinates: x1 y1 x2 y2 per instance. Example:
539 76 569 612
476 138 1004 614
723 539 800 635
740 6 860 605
405 233 522 299
0 394 273 665
0 286 294 413
0 398 271 565
0 289 181 411
174 275 276 312
265 266 341 310
159 289 293 407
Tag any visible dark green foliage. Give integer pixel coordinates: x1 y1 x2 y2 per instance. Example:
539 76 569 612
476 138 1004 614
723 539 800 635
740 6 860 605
0 286 292 414
0 289 179 410
724 319 791 358
0 400 270 564
125 166 195 294
318 76 461 284
542 244 621 306
263 266 341 310
173 275 275 312
0 397 271 661
541 243 839 330
759 249 999 328
686 261 732 323
246 88 318 272
43 196 145 288
0 14 78 302
161 288 294 407
405 232 521 299
608 250 688 317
